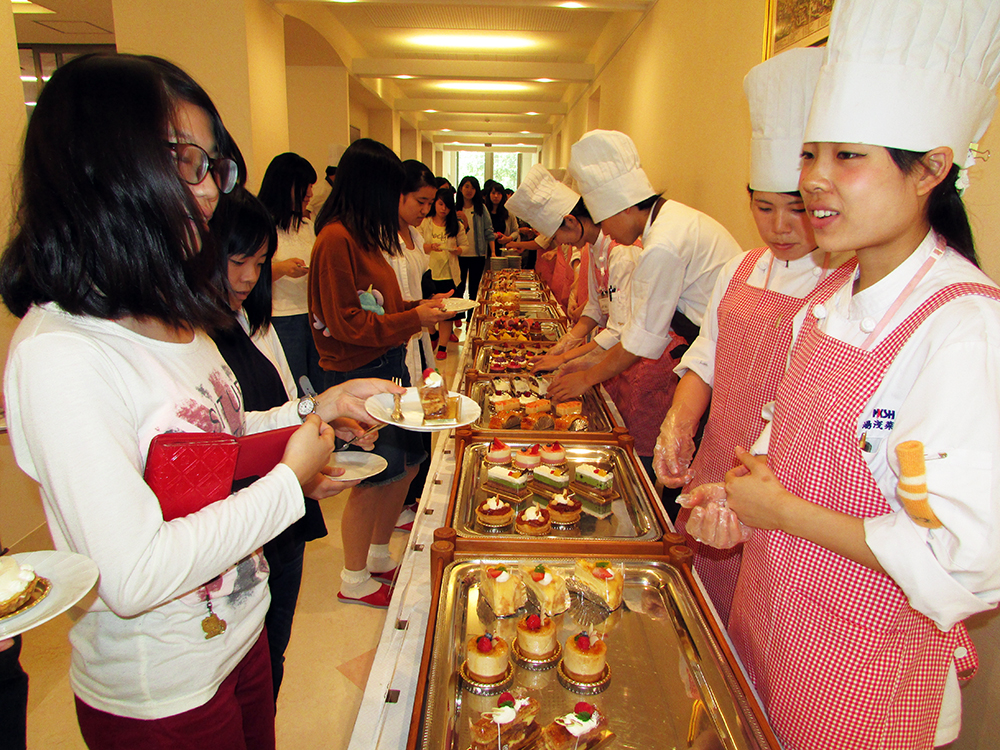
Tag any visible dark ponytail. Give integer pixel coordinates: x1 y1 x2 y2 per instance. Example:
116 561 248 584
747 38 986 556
888 149 978 267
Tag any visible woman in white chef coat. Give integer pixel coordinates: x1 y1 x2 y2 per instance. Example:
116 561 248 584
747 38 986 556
652 48 855 624
695 2 1000 748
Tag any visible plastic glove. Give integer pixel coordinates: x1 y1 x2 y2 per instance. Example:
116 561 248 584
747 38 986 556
548 332 585 357
652 409 700 488
677 483 752 550
554 346 605 376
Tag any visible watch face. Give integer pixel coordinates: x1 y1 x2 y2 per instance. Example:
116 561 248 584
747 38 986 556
298 397 315 417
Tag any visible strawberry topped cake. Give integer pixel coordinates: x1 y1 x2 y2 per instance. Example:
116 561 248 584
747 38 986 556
469 690 540 750
515 613 558 660
520 563 570 615
540 441 567 465
485 438 512 465
539 702 609 749
561 632 608 683
513 444 542 470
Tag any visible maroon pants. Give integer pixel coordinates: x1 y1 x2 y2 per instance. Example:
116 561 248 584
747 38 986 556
75 631 275 750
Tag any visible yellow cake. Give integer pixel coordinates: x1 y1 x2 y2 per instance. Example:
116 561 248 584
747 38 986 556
561 632 607 683
0 556 39 617
480 564 526 616
469 689 540 750
574 559 624 610
516 614 558 659
520 563 570 615
466 633 510 683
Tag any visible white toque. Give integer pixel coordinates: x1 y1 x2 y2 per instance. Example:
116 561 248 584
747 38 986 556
506 164 581 238
568 130 656 224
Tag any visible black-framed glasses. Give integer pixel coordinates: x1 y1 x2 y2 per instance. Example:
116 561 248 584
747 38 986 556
167 142 238 195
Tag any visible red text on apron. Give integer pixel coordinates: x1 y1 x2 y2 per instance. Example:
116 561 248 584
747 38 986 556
729 281 997 750
679 248 857 624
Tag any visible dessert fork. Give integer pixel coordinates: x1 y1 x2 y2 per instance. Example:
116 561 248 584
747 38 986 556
391 376 404 422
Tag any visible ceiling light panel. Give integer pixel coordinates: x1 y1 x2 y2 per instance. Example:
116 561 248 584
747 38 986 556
366 6 573 33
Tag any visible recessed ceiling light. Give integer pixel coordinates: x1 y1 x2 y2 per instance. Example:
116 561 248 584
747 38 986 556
410 34 535 50
526 112 540 116
441 129 451 132
559 2 586 8
535 78 555 83
437 81 528 92
520 131 531 134
395 75 414 80
424 109 437 113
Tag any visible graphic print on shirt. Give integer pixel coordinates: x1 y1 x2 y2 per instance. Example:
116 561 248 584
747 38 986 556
173 366 243 436
858 406 897 456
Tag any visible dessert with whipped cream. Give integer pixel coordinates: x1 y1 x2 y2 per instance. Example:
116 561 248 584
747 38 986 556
520 563 570 615
539 701 609 750
574 559 624 610
419 368 457 424
515 613 558 660
561 632 608 683
485 465 530 497
480 564 526 616
0 556 40 617
515 505 552 536
532 465 570 491
485 438 512 465
539 442 567 465
476 495 515 527
465 633 511 684
547 492 582 525
513 444 542 470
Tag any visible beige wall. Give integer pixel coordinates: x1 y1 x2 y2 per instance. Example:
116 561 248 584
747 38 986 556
350 99 369 140
369 108 401 155
287 64 350 183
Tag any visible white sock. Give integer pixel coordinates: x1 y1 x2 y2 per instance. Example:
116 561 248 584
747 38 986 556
367 544 395 574
340 567 380 598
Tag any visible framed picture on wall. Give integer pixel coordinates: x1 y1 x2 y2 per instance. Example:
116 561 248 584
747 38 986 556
765 0 833 58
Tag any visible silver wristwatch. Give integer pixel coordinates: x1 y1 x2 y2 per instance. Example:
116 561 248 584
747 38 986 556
297 395 317 421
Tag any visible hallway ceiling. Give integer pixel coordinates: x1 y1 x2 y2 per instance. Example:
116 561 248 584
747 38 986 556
12 0 654 151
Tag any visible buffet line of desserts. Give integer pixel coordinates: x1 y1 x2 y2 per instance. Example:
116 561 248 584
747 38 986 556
387 268 781 750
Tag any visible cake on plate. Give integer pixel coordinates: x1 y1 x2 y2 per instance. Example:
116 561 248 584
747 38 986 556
469 690 540 750
480 564 526 616
515 505 552 536
520 563 570 615
539 702 609 750
547 492 582 525
561 632 607 683
476 495 515 527
466 633 511 683
0 556 40 617
574 560 624 610
516 613 558 659
418 368 452 423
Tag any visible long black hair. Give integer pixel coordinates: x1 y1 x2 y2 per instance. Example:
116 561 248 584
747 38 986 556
457 175 486 217
211 188 277 335
888 148 978 267
432 188 461 238
402 159 435 195
0 53 230 330
258 152 317 232
314 139 404 256
483 178 509 226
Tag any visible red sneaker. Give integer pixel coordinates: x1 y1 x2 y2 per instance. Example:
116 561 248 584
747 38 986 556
436 349 447 360
337 583 392 608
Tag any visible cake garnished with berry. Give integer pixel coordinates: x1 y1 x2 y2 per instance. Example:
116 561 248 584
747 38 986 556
574 464 614 497
532 465 570 491
547 491 582 525
520 563 570 615
561 632 607 683
539 701 609 750
513 443 542 470
476 495 514 527
539 441 567 465
516 613 558 660
485 438 512 465
466 633 510 683
574 559 624 610
469 689 540 750
515 505 551 536
480 564 526 616
485 465 530 497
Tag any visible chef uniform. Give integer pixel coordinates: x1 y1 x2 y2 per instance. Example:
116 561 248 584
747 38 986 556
568 131 741 458
676 48 856 624
728 2 1000 748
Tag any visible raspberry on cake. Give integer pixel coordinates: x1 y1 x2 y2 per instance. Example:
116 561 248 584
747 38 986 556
485 465 531 498
574 560 624 610
485 438 512 465
479 564 527 616
561 632 608 683
476 495 515 527
515 613 558 660
469 690 540 750
466 633 511 683
520 563 570 615
533 465 570 491
547 492 583 525
540 442 566 465
513 444 542 470
539 702 609 750
515 505 552 536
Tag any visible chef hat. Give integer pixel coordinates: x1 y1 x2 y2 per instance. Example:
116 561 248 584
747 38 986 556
744 47 825 193
805 0 1000 163
506 164 581 238
568 130 656 224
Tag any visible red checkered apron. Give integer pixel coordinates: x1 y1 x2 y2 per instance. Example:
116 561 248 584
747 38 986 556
728 280 999 750
679 248 857 624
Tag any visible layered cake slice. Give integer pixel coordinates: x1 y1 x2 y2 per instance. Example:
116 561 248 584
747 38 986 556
574 560 624 610
539 702 609 750
532 465 570 491
574 464 614 497
485 465 531 498
469 690 540 750
520 563 570 615
554 400 583 417
418 368 451 423
480 564 526 616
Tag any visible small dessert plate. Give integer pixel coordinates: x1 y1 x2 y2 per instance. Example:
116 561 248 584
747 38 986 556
0 551 99 640
366 388 480 432
442 298 479 313
459 661 514 695
326 451 388 482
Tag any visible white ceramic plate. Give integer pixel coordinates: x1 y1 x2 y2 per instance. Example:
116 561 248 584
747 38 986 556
365 388 481 432
327 451 388 482
0 550 99 639
442 298 479 313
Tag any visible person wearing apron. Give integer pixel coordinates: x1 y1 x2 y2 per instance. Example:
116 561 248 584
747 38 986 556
694 2 1000 747
652 49 855 623
556 130 742 479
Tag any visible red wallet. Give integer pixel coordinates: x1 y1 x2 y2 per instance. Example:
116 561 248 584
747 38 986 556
144 426 299 521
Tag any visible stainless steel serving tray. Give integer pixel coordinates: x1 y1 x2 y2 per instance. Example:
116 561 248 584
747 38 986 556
476 318 566 343
471 343 552 377
466 380 616 435
451 438 660 543
420 557 775 750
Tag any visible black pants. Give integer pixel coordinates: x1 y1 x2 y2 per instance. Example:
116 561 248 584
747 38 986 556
0 635 28 750
456 257 485 320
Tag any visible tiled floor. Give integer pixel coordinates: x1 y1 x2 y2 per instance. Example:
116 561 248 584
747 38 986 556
17 322 467 749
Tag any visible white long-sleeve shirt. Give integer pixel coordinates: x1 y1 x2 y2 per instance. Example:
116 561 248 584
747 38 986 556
620 200 741 359
580 233 642 351
4 304 305 719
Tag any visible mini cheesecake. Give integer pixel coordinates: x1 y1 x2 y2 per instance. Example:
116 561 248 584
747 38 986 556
521 563 570 615
515 505 552 536
476 495 515 527
539 442 567 465
561 632 607 683
574 560 624 610
466 633 510 683
486 465 530 496
533 465 570 491
480 564 527 616
547 491 583 525
513 444 542 470
516 614 558 659
485 438 512 465
555 400 583 417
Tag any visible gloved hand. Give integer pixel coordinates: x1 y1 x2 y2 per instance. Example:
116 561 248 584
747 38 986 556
554 346 605 375
677 483 752 549
548 332 584 357
652 408 699 488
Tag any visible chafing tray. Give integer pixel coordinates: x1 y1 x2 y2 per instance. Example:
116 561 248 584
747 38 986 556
466 379 617 436
482 302 562 320
474 319 566 345
415 556 778 750
471 343 552 377
447 436 665 553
